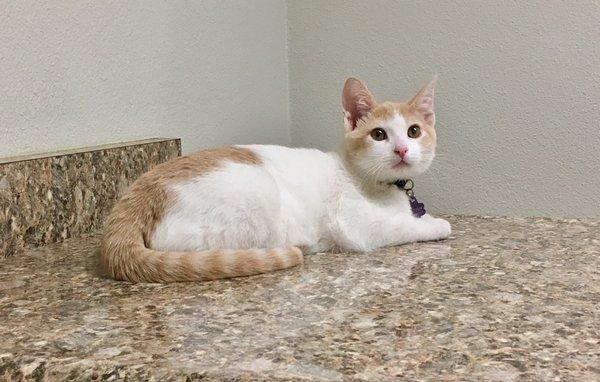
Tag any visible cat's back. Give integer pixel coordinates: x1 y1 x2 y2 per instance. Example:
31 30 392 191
144 144 337 252
241 144 339 183
123 144 337 192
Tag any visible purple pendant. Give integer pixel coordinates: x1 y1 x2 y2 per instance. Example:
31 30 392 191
409 196 426 218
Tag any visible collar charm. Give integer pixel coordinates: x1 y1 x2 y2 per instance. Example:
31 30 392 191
394 179 426 218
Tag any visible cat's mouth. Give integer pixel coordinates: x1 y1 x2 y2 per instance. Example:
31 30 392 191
392 159 411 168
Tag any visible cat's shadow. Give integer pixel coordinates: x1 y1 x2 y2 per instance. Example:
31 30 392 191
85 247 110 279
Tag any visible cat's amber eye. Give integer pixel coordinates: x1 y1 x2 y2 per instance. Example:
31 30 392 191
407 124 422 139
370 128 387 141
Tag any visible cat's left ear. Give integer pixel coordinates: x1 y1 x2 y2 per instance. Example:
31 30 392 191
409 75 437 126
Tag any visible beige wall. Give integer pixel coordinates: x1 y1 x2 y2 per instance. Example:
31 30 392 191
1 0 290 157
287 0 600 218
2 1 599 218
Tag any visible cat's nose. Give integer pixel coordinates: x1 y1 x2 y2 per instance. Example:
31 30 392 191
394 147 408 159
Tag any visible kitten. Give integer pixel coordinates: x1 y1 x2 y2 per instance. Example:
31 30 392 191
100 77 451 283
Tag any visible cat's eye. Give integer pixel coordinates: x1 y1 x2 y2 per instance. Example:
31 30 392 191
370 128 387 141
407 124 422 139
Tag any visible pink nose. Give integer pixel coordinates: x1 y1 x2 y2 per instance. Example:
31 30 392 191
395 146 408 158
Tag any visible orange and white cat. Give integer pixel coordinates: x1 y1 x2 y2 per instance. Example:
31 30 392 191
100 77 451 283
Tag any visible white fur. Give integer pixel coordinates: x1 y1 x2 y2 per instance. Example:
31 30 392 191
151 144 450 254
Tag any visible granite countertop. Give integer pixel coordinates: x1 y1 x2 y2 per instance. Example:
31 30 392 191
1 216 599 381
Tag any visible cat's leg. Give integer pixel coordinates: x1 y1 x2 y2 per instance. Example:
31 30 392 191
332 202 451 252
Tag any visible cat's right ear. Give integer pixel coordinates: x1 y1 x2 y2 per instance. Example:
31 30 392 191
342 77 376 132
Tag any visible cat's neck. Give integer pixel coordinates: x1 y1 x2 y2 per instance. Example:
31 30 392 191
332 147 396 198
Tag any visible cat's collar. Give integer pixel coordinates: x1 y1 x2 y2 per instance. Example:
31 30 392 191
393 179 414 192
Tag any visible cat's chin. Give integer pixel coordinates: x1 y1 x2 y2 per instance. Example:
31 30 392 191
388 165 429 181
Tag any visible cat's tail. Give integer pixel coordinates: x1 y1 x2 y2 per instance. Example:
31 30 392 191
99 178 303 283
100 241 303 283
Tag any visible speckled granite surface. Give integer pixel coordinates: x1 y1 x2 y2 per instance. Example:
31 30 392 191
0 139 180 257
1 215 599 381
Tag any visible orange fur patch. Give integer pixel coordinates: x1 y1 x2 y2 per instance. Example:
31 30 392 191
100 146 304 283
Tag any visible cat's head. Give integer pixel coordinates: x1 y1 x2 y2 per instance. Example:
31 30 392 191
342 77 437 183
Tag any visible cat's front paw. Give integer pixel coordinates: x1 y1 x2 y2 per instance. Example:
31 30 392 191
422 216 451 240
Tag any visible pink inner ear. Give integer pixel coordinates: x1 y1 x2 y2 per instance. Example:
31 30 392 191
419 97 433 108
343 99 361 131
421 110 435 125
415 94 434 125
343 111 355 132
342 79 375 131
409 77 436 126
